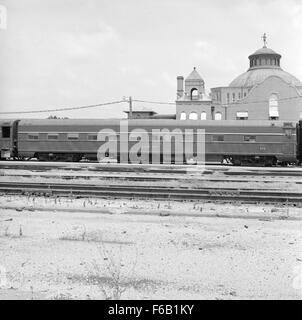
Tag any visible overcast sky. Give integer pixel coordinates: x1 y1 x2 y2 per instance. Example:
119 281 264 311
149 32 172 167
1 0 302 119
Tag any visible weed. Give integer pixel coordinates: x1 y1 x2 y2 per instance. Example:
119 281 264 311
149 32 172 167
88 244 138 300
51 292 73 300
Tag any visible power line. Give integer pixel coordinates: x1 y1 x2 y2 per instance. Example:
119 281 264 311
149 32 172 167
0 98 175 115
134 95 302 106
0 94 301 115
0 100 126 115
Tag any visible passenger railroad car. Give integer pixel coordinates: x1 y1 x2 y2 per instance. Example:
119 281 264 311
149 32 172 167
16 119 296 165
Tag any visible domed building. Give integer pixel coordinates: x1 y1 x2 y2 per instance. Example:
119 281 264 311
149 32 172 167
229 47 302 90
176 35 302 122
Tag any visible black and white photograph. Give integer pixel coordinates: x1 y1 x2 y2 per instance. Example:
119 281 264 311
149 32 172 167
0 0 302 303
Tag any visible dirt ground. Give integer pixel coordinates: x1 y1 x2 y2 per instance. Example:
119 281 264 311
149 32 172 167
0 195 302 300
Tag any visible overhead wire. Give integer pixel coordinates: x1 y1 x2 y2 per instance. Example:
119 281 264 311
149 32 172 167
0 100 126 114
0 93 302 114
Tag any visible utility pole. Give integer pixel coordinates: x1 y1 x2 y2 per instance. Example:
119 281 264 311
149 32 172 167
129 96 133 119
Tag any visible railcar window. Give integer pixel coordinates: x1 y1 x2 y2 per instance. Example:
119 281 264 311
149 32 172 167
244 135 256 142
47 134 58 140
28 134 39 140
212 135 224 142
2 126 10 138
87 134 97 140
68 133 79 140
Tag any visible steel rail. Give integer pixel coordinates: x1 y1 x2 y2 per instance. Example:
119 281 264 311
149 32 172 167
0 182 301 204
1 173 302 184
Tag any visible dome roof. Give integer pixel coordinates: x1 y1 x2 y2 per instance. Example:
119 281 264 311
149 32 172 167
229 39 302 88
229 68 302 88
249 47 281 58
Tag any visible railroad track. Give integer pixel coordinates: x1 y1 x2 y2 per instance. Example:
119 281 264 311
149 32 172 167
2 173 302 184
1 161 302 176
0 182 301 204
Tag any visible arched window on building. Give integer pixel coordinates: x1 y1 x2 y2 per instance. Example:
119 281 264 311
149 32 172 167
190 88 199 100
180 112 186 120
232 93 235 102
201 111 207 120
215 112 222 120
269 93 279 120
189 112 198 120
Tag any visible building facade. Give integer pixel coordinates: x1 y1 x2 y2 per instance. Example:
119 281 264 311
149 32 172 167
176 39 302 122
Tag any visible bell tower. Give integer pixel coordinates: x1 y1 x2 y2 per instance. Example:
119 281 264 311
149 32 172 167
184 67 205 100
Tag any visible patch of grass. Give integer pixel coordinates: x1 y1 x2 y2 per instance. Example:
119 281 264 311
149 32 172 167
66 273 162 292
70 244 140 299
59 235 133 245
51 293 73 300
0 225 24 239
59 230 153 299
59 234 133 245
59 227 134 245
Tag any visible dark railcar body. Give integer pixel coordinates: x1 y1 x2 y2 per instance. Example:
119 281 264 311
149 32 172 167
297 120 302 164
17 119 296 165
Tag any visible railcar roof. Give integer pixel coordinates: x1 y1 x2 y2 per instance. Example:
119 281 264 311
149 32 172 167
0 119 17 126
18 119 293 127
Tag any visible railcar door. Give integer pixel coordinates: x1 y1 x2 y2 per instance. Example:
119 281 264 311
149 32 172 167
0 122 13 159
12 120 19 158
297 121 302 164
